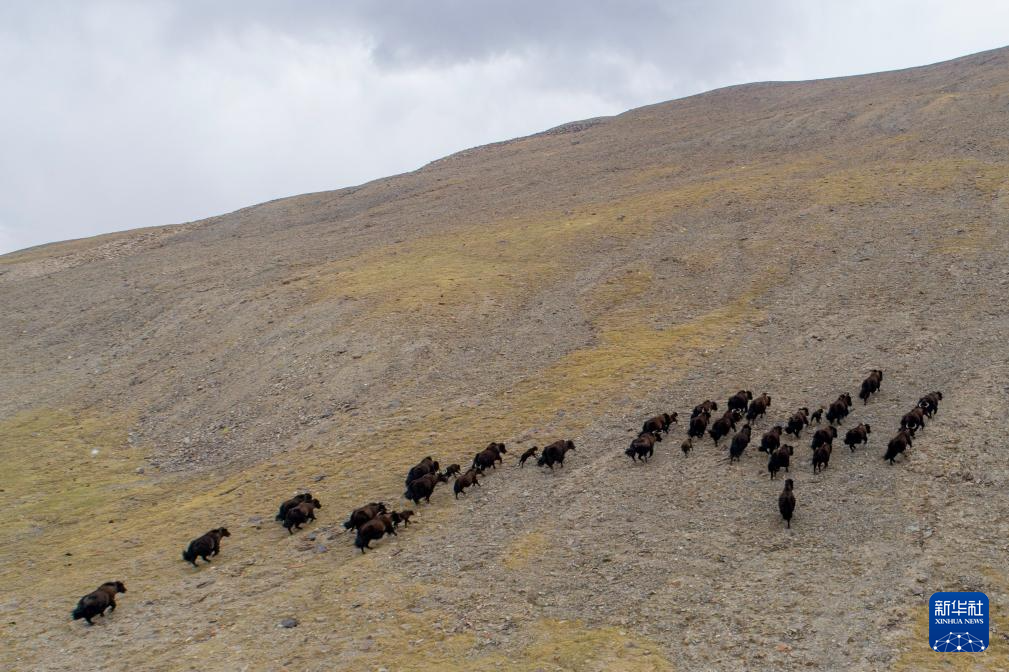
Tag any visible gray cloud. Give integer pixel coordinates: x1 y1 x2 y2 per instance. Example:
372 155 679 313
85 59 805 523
1 1 1007 253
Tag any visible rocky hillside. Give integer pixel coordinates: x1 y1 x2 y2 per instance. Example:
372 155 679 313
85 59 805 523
3 46 1009 671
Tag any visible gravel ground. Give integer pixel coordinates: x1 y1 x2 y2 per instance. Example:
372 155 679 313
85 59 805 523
2 46 1009 671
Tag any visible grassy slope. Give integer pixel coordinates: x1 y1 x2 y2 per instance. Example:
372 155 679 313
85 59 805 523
3 47 1009 670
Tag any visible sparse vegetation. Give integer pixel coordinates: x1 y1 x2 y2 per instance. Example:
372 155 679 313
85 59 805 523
3 47 1009 670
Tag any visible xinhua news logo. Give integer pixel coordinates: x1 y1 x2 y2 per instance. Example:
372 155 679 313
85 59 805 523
929 592 989 653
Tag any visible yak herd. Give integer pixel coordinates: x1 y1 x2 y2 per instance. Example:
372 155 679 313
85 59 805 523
294 437 575 555
72 367 944 626
624 370 942 530
70 434 579 624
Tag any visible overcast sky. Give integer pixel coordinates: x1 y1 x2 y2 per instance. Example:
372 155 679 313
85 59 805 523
1 1 1007 254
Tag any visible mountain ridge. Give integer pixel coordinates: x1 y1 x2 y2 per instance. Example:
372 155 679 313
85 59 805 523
5 44 1007 265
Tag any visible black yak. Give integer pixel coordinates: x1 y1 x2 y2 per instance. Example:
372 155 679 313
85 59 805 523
810 426 837 450
473 443 507 471
901 407 926 433
812 445 831 474
182 527 230 566
453 469 481 498
354 514 397 552
405 457 440 486
884 430 914 464
342 502 387 532
537 440 576 470
275 492 313 522
626 431 660 462
518 446 538 467
72 581 127 625
843 423 871 452
284 498 322 534
691 400 718 418
391 510 414 527
768 444 793 479
404 472 447 504
688 411 710 439
859 370 883 404
918 391 943 418
784 408 809 438
642 412 677 434
759 426 783 454
826 393 853 425
745 393 771 422
708 410 740 445
727 390 753 414
778 479 795 528
729 424 752 463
